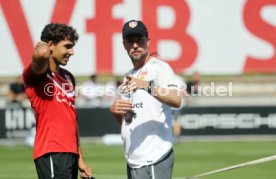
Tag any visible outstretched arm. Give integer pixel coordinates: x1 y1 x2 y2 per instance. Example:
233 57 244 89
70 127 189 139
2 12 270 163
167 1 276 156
125 76 181 108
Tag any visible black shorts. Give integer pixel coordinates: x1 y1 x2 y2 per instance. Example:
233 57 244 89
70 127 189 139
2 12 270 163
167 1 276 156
34 153 78 179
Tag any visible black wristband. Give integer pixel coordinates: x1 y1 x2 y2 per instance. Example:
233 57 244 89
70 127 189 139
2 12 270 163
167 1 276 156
148 80 155 94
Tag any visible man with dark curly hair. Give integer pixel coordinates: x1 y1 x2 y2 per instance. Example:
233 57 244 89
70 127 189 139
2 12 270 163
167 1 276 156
22 23 94 179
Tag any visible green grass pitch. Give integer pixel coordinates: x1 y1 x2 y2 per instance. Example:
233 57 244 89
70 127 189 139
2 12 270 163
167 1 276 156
0 140 275 179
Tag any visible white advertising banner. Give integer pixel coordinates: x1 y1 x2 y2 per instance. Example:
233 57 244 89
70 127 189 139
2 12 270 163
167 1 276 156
0 0 275 76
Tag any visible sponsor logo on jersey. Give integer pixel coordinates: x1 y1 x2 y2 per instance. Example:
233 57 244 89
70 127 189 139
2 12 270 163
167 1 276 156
132 102 143 108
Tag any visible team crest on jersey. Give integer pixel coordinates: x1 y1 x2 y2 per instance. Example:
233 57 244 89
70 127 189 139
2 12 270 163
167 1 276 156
139 70 148 80
129 21 138 28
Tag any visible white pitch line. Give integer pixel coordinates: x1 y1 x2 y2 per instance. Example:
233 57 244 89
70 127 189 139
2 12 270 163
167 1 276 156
184 154 276 179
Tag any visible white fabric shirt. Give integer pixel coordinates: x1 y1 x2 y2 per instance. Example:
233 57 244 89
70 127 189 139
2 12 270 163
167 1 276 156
172 75 187 110
120 56 177 168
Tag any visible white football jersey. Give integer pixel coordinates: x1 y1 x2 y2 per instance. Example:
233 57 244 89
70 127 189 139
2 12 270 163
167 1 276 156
172 74 187 109
120 56 177 168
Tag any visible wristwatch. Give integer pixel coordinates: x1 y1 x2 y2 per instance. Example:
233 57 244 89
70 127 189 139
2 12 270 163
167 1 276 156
148 80 155 94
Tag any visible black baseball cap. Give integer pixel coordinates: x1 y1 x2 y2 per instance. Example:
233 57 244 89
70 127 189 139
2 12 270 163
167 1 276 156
122 20 148 39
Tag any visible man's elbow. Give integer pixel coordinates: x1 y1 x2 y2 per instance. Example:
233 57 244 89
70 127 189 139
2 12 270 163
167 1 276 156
171 97 181 108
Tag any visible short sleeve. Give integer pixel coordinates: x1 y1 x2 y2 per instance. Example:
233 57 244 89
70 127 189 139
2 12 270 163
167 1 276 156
174 75 186 90
155 62 177 89
22 64 46 87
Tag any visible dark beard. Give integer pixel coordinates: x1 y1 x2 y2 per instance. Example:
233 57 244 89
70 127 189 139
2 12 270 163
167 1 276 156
130 52 147 62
